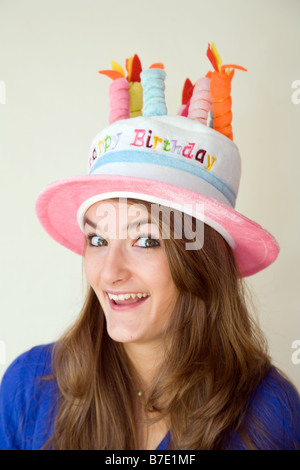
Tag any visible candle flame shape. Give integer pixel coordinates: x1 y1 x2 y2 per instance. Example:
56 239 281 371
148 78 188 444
178 78 194 116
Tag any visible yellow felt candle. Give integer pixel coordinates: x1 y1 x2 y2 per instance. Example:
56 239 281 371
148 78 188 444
129 82 143 117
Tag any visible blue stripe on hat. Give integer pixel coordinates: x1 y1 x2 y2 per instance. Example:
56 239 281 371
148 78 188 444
90 150 237 207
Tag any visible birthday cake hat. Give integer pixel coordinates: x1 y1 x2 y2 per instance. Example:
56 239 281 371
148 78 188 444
35 44 279 277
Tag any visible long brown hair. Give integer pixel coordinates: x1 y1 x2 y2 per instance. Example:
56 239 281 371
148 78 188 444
45 199 273 449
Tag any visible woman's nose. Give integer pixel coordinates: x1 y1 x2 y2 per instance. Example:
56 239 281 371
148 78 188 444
100 243 131 286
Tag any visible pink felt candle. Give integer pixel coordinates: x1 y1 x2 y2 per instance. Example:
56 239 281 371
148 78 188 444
109 78 130 124
188 77 211 125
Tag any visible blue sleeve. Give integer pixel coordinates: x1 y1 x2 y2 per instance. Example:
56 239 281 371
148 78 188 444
256 368 300 449
0 344 56 450
227 368 300 450
0 356 23 450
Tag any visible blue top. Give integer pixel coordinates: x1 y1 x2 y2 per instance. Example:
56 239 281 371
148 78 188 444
0 344 299 450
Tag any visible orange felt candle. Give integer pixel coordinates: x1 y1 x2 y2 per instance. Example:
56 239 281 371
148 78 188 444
207 43 246 140
210 70 232 102
212 96 232 116
210 71 234 139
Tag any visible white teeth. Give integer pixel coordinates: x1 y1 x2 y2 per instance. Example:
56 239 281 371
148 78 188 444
107 292 150 301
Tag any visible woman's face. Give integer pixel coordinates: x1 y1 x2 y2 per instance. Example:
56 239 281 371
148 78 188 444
83 199 179 347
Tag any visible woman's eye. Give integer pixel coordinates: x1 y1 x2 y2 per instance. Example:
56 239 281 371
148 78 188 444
134 237 160 248
88 235 107 247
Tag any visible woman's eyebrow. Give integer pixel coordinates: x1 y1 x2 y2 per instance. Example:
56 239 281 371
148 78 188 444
127 217 154 231
83 216 150 227
83 215 159 234
83 216 97 229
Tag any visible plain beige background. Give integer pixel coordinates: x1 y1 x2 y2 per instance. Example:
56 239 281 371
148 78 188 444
0 0 299 390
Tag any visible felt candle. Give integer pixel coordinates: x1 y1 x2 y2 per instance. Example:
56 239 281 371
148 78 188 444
108 78 130 124
99 62 130 124
126 54 143 118
206 43 246 140
129 81 143 118
188 76 211 125
140 65 167 116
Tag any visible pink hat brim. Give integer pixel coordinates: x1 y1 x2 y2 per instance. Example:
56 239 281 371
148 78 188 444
35 174 279 277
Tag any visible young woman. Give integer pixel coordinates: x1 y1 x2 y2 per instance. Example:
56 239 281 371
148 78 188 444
1 51 299 449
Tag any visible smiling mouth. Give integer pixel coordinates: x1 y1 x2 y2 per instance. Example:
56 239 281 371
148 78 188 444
107 292 150 306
